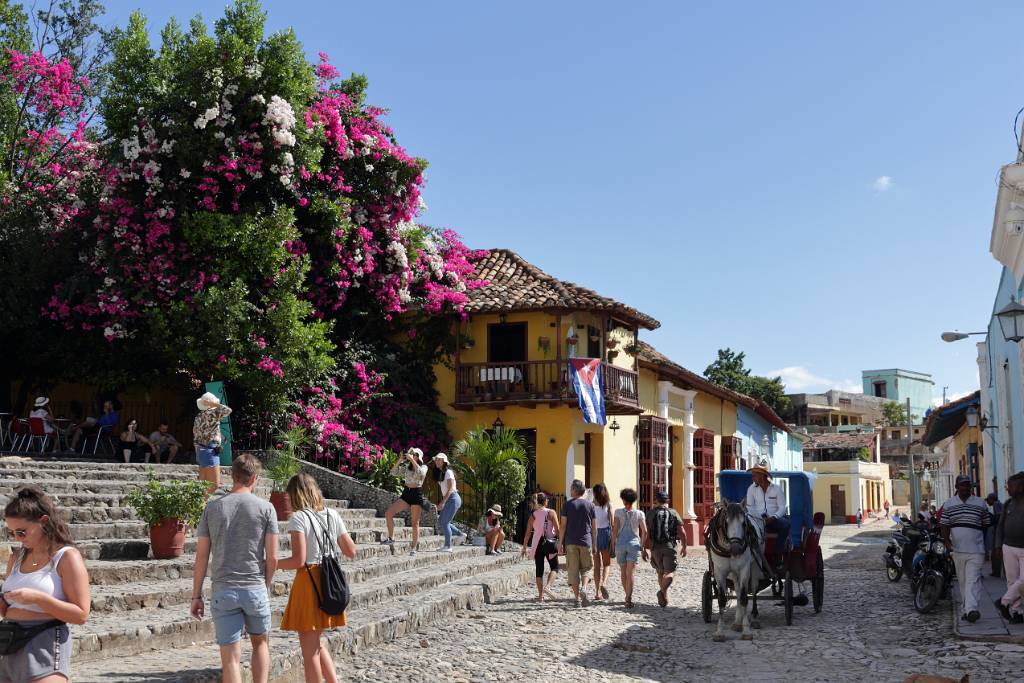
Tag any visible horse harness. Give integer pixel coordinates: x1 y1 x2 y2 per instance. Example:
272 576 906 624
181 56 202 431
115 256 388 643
704 504 757 559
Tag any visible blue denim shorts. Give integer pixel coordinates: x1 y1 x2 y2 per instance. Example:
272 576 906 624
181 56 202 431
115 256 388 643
595 527 612 552
196 444 221 468
211 587 271 645
615 539 641 566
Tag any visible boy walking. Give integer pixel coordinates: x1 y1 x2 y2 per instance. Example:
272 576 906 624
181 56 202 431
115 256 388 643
645 490 686 607
191 455 279 683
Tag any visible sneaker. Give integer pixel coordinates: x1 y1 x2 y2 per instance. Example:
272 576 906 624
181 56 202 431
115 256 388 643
544 589 556 601
486 548 494 556
600 586 610 600
580 593 590 607
657 589 667 608
996 599 1013 621
574 598 582 608
409 548 418 556
493 549 503 556
439 546 454 554
966 610 981 623
380 537 394 545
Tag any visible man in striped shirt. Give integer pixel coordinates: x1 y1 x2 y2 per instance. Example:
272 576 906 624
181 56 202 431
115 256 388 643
941 474 992 623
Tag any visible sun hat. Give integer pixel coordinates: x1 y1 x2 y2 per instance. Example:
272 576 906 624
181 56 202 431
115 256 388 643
433 452 449 464
33 397 49 408
407 447 424 460
749 464 771 478
196 391 221 410
487 504 503 518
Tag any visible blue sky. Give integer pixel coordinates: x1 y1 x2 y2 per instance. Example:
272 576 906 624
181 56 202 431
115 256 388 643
100 1 1019 402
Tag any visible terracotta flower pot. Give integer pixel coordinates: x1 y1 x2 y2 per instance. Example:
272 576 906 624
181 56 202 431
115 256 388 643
270 491 292 522
150 518 186 559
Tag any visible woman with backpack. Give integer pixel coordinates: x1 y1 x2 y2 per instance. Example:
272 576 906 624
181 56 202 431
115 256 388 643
519 492 561 602
279 473 357 683
591 483 613 602
612 488 648 609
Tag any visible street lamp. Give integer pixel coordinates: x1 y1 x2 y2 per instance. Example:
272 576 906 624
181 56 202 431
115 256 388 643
996 296 1024 343
760 434 770 459
491 416 504 434
966 405 978 428
940 331 987 342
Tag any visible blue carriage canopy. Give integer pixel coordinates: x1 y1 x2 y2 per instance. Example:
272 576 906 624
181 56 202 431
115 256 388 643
718 470 816 550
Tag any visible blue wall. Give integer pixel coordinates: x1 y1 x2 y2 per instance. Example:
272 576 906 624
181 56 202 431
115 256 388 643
735 404 803 472
862 369 934 425
983 266 1024 496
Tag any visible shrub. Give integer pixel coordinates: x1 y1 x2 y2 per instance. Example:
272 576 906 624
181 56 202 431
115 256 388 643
124 471 208 529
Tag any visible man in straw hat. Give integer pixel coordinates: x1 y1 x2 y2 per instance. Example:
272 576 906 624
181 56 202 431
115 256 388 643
194 391 233 496
745 462 789 572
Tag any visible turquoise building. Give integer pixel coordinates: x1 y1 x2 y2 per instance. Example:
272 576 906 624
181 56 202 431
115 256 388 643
735 403 805 472
861 369 934 425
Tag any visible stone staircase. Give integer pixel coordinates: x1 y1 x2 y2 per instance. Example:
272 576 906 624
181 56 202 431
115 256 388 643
0 458 533 682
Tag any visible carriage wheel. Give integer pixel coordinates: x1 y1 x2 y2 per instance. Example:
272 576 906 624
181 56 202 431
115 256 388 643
701 571 715 623
783 571 794 626
812 546 824 613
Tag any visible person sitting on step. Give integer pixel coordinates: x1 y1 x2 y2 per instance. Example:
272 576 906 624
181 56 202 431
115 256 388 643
480 506 506 555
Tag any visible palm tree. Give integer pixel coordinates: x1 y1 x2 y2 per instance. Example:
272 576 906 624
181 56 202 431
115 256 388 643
452 427 527 523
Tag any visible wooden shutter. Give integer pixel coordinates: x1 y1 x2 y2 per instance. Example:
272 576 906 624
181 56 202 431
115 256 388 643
693 428 716 522
720 436 740 471
638 416 668 511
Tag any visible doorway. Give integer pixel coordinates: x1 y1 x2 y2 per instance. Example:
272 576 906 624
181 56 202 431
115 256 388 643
488 323 527 363
830 485 846 521
511 428 538 542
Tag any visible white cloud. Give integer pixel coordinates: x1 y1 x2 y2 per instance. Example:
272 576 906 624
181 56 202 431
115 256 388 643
766 366 863 394
932 390 974 407
873 175 893 192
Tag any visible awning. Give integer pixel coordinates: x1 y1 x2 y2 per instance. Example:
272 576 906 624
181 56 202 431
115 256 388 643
921 390 981 446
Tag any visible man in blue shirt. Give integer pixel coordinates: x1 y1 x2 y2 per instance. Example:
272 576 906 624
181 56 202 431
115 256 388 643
69 400 119 451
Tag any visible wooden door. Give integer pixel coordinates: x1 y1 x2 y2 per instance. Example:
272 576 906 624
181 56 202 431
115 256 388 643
830 485 846 521
693 428 716 523
638 415 668 511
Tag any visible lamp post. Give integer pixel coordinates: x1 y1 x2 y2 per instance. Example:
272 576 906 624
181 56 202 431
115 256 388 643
760 434 770 468
996 296 1024 343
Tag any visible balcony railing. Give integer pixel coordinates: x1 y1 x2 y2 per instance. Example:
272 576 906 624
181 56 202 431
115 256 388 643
454 359 640 414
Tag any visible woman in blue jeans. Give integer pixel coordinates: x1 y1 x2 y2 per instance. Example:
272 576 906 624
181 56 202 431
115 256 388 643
612 488 648 609
433 453 463 552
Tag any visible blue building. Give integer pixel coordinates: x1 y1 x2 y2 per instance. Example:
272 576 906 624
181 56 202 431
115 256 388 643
861 369 934 425
735 403 806 472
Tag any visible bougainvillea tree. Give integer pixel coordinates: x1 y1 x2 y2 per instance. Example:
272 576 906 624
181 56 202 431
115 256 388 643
36 0 483 471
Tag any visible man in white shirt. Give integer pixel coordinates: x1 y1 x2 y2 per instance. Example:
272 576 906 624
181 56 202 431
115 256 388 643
745 464 789 570
941 474 991 623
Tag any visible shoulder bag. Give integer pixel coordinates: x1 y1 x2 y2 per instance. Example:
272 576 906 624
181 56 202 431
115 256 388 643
302 510 350 616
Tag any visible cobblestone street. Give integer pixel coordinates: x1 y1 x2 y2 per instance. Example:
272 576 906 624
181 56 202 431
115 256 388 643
344 523 1022 683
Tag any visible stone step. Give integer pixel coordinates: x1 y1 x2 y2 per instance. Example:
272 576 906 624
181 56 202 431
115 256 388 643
78 536 457 586
0 458 216 474
0 468 201 483
89 544 488 613
66 516 400 541
57 499 366 523
71 551 526 663
16 491 355 512
51 527 442 562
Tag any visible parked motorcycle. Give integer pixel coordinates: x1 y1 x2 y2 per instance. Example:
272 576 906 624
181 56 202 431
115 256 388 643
911 531 955 613
883 516 927 583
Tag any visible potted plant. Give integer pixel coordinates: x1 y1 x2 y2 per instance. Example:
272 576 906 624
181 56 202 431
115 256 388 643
537 336 551 357
623 342 640 356
605 338 618 349
607 349 619 362
265 427 310 521
125 471 207 559
461 333 475 350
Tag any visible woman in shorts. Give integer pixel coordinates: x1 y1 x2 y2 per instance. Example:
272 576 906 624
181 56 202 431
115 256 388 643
611 488 648 609
382 448 429 555
591 483 613 601
520 493 560 602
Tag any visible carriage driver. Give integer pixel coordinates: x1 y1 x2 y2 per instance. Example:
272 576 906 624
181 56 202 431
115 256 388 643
745 464 790 572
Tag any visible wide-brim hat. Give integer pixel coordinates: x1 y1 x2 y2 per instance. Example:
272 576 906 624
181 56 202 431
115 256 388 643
33 397 49 408
433 452 449 464
749 465 771 478
407 447 424 460
196 391 221 410
487 505 503 517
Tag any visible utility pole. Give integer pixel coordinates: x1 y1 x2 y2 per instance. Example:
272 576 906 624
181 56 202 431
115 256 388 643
942 386 948 404
907 397 920 515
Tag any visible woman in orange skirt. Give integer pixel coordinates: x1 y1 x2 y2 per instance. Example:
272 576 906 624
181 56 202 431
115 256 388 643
278 473 357 683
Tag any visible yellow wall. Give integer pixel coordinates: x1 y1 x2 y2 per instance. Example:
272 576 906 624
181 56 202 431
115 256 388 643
951 424 982 487
803 461 893 520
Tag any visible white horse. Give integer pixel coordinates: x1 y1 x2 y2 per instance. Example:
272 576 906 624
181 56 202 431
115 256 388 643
705 500 763 641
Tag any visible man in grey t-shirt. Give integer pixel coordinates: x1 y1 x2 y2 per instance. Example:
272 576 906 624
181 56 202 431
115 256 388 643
191 454 278 683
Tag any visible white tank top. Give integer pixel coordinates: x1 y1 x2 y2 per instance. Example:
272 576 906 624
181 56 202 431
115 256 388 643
2 546 71 613
594 504 611 530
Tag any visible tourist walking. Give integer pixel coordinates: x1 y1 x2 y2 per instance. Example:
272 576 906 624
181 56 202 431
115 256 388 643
382 448 428 555
520 492 560 602
278 473 357 683
194 391 232 496
0 487 90 683
191 455 278 683
591 483 613 602
856 508 863 528
645 489 685 608
480 505 506 554
611 488 648 609
995 472 1024 623
433 452 464 552
941 474 991 623
559 479 596 608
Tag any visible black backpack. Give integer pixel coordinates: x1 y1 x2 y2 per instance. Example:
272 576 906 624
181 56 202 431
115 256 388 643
650 507 678 546
303 510 350 615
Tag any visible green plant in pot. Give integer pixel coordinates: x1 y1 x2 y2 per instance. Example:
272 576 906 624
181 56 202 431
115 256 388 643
124 471 208 559
265 427 309 521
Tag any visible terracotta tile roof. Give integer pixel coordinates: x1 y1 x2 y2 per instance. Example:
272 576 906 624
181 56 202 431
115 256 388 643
803 431 878 450
466 249 660 330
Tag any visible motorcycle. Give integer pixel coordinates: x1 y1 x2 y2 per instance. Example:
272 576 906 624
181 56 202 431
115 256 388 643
911 530 956 614
883 516 927 583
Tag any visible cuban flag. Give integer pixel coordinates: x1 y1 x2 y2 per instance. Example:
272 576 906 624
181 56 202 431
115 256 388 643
569 358 606 426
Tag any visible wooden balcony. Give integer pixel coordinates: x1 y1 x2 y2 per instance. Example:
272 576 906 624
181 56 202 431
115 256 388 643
453 360 641 415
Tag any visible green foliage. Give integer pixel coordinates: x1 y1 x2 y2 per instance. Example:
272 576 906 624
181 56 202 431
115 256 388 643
355 447 404 494
856 447 872 463
264 426 309 490
882 401 907 427
124 471 208 528
703 348 791 415
452 428 527 524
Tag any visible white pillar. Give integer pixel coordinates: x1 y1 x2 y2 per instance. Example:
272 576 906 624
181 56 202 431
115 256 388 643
657 381 672 473
680 389 698 519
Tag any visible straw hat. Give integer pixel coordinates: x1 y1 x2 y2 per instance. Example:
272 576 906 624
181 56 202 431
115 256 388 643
33 397 49 408
487 504 503 518
196 391 221 410
433 452 449 464
749 464 771 478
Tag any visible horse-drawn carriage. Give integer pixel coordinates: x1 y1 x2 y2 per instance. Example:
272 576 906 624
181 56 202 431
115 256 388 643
701 470 825 630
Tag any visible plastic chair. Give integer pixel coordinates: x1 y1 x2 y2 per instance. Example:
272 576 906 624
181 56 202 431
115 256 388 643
9 418 30 452
0 412 11 450
81 423 113 455
27 417 52 453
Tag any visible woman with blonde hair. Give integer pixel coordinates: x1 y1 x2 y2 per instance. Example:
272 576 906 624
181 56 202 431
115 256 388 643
1 486 91 683
279 473 357 683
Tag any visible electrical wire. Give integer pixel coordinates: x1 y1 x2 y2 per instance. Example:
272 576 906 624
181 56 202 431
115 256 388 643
1014 106 1024 160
